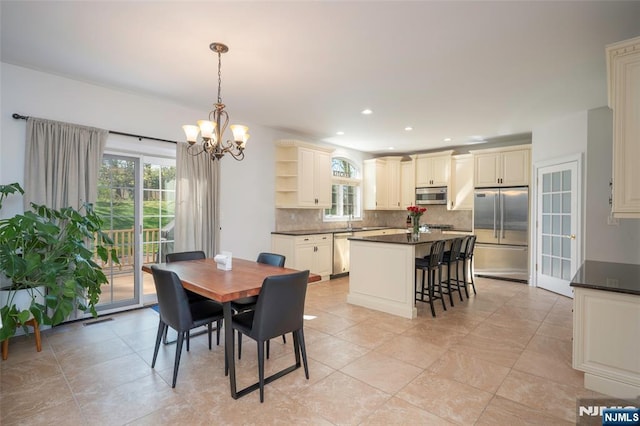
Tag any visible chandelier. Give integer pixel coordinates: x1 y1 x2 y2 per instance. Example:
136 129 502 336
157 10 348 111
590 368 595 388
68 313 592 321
182 42 249 161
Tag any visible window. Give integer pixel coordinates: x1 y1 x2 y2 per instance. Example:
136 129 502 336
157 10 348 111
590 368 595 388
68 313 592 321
324 157 362 221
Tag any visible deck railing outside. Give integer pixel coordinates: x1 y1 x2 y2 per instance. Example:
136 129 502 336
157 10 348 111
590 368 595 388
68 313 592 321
96 227 168 273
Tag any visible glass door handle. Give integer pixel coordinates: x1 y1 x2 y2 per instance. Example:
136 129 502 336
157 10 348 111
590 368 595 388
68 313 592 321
564 234 576 239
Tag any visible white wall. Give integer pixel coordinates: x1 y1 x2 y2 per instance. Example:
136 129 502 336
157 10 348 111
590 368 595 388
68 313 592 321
0 62 300 260
532 107 640 267
586 107 640 264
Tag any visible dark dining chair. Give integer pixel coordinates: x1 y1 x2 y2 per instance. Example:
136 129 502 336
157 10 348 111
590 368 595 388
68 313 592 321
150 265 224 388
415 239 446 317
441 237 465 305
165 250 223 345
231 269 310 402
233 252 286 359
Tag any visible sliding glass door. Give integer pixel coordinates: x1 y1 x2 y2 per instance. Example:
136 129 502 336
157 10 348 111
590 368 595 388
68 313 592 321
95 154 175 311
96 155 140 310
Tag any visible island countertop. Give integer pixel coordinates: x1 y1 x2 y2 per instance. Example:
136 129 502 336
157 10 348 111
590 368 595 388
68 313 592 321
570 260 640 296
348 232 469 245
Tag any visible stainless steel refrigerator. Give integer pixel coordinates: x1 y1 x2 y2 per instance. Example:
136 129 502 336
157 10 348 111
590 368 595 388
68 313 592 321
473 186 529 282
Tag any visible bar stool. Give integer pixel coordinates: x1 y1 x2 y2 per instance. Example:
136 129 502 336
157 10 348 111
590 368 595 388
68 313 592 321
415 240 446 317
459 235 477 296
442 237 465 305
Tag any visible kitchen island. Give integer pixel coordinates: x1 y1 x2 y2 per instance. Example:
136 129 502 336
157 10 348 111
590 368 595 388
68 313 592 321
570 261 640 399
348 232 469 319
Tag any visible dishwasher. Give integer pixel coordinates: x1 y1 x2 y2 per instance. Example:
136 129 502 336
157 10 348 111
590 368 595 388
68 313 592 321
332 232 353 278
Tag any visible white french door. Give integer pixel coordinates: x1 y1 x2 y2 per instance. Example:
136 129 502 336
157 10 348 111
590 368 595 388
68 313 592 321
535 157 581 298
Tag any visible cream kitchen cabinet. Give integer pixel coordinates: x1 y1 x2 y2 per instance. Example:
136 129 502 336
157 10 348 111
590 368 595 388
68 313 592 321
275 140 333 209
471 145 530 187
415 151 453 187
400 159 415 208
449 154 473 210
271 233 333 280
607 36 640 218
363 157 402 210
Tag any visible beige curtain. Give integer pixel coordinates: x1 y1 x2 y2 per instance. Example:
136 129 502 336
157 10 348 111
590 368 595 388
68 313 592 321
174 143 220 257
23 117 108 210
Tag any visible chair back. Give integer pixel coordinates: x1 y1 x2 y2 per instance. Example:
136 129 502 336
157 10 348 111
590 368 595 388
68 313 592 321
465 235 477 257
251 270 309 340
428 240 446 268
150 265 193 332
166 251 206 263
256 252 286 267
448 238 464 261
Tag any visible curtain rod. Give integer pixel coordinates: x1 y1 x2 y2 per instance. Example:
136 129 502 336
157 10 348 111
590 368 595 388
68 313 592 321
12 113 178 145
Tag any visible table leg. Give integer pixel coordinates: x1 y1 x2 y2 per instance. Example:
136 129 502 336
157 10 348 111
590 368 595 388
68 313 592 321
223 301 237 398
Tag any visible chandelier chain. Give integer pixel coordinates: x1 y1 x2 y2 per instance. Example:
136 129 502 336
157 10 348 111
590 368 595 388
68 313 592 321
217 50 223 105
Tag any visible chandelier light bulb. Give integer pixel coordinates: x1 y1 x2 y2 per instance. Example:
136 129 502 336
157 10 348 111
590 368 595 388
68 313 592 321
182 125 200 144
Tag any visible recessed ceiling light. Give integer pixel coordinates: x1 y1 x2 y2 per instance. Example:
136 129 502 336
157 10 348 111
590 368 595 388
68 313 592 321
388 147 394 150
361 109 373 115
444 137 452 142
336 131 344 135
405 126 413 131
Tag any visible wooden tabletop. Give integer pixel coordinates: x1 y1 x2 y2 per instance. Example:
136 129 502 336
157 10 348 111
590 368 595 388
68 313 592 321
142 258 320 303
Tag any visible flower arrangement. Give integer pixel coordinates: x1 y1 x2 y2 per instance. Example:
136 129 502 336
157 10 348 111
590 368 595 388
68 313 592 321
407 205 426 239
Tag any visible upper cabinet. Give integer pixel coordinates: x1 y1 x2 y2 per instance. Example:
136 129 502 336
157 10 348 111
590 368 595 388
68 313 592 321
415 151 453 187
275 140 333 208
449 154 473 210
400 159 416 208
471 145 531 187
608 36 640 218
363 156 403 210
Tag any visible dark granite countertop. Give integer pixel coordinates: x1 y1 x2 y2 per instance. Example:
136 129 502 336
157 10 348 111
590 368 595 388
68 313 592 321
348 232 470 245
271 226 391 236
570 260 640 296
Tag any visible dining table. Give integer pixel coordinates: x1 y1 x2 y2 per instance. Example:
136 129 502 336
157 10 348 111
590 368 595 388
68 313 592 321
141 257 320 399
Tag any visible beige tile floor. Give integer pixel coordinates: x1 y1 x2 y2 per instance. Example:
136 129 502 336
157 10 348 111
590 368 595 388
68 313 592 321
0 276 606 425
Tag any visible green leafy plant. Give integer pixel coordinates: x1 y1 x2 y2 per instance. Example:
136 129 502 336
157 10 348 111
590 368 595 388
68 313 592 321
0 182 119 341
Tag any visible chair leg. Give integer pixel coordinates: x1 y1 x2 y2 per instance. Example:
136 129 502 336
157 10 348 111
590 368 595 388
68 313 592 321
427 269 436 317
152 321 165 368
186 330 190 352
266 339 270 359
216 319 222 346
282 334 287 344
238 332 243 359
172 331 186 388
469 257 477 294
456 260 463 301
257 340 265 403
446 262 455 307
438 266 447 311
462 258 470 298
297 329 310 380
207 322 212 350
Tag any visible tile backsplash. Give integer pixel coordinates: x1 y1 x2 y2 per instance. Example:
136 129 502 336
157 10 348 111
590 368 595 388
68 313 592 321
275 205 472 232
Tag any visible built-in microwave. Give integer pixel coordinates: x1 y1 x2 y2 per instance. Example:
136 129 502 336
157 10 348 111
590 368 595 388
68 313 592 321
415 187 448 205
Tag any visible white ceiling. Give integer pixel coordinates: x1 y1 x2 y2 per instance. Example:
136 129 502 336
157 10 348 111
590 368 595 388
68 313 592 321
2 1 640 154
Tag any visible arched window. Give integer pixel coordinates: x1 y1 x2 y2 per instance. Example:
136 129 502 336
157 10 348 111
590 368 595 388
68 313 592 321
324 157 362 221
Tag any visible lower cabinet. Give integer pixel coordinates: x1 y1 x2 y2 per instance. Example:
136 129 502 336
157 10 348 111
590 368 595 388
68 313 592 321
271 233 333 281
573 287 640 398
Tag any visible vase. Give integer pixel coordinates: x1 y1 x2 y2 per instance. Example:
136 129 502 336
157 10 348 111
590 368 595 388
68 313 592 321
411 216 420 241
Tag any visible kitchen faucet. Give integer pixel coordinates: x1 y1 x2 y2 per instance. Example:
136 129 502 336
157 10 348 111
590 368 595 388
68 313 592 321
347 213 353 231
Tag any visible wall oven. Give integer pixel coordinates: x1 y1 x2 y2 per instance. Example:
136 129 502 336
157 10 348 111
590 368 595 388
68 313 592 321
415 187 448 205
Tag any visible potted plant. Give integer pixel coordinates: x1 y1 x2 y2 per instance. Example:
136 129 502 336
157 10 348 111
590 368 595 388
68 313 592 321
0 182 119 342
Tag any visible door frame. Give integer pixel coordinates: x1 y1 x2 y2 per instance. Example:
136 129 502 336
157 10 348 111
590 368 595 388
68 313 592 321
531 152 584 296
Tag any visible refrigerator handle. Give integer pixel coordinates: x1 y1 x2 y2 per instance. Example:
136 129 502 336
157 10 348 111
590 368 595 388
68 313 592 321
493 194 498 238
500 192 505 238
